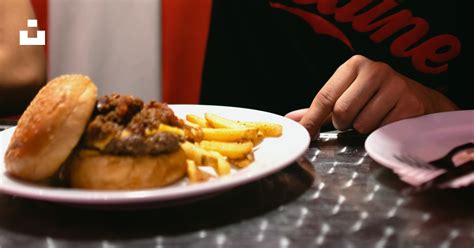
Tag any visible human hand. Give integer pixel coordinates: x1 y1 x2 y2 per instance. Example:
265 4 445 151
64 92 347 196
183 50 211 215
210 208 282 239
286 55 458 138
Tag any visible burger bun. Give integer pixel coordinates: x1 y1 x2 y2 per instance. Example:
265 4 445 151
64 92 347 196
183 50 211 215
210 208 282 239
5 75 97 181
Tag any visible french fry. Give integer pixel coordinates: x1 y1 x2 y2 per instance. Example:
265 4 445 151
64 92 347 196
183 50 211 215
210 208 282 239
201 127 258 142
181 112 283 183
204 113 266 145
180 142 230 176
199 140 253 159
229 152 255 168
186 114 209 128
184 120 200 129
181 142 208 165
237 121 283 137
187 160 199 182
252 131 265 146
208 151 231 176
205 113 247 129
187 160 214 183
204 113 282 137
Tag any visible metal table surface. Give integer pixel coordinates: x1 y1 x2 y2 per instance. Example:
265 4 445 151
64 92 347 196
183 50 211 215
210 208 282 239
0 131 473 248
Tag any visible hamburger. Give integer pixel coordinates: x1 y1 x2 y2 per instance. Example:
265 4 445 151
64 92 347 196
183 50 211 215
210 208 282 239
4 75 187 190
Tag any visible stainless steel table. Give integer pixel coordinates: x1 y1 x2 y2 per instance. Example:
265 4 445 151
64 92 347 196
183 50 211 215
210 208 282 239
0 131 473 247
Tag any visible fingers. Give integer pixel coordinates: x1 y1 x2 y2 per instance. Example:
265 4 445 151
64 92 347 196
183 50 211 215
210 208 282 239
352 76 404 134
300 55 361 137
286 109 333 130
285 108 308 122
299 54 429 137
331 62 389 130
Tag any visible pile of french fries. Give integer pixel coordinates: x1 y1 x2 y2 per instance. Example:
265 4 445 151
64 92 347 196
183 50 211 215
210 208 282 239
158 113 282 183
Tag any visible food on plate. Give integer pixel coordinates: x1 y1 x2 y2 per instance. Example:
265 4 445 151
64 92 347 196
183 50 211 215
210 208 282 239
204 113 248 129
4 74 284 189
200 127 258 142
186 114 209 128
175 113 283 181
4 75 187 190
180 141 231 176
65 95 187 190
186 160 214 183
236 121 283 137
189 113 282 145
4 75 97 181
198 140 253 159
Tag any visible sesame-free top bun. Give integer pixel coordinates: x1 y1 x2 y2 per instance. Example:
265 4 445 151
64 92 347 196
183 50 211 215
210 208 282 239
5 75 97 181
67 148 187 190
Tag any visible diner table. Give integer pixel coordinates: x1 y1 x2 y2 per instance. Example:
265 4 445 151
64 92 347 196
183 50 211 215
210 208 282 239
0 122 473 247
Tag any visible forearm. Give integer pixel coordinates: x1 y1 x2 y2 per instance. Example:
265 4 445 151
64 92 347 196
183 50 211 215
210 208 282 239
0 0 46 114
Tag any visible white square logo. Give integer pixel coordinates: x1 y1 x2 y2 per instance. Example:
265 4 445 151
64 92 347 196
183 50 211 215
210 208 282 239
19 19 46 46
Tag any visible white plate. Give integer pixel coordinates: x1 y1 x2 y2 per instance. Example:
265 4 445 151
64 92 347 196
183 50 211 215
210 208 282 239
365 110 474 188
0 105 310 208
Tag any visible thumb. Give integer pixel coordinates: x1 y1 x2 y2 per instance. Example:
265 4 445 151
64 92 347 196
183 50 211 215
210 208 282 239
285 108 309 122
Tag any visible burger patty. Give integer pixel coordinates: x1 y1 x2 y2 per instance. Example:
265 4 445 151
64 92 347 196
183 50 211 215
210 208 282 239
82 94 183 156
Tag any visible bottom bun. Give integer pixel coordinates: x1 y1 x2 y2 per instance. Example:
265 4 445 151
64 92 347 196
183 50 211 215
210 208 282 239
67 148 187 190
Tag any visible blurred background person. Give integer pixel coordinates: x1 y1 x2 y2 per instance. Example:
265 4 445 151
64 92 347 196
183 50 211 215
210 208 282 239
0 0 46 116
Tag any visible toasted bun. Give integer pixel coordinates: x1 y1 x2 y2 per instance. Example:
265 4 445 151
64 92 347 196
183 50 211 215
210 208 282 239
5 75 97 181
67 148 187 190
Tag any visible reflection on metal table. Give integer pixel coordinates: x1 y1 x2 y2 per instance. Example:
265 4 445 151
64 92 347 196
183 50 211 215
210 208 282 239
0 131 473 247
